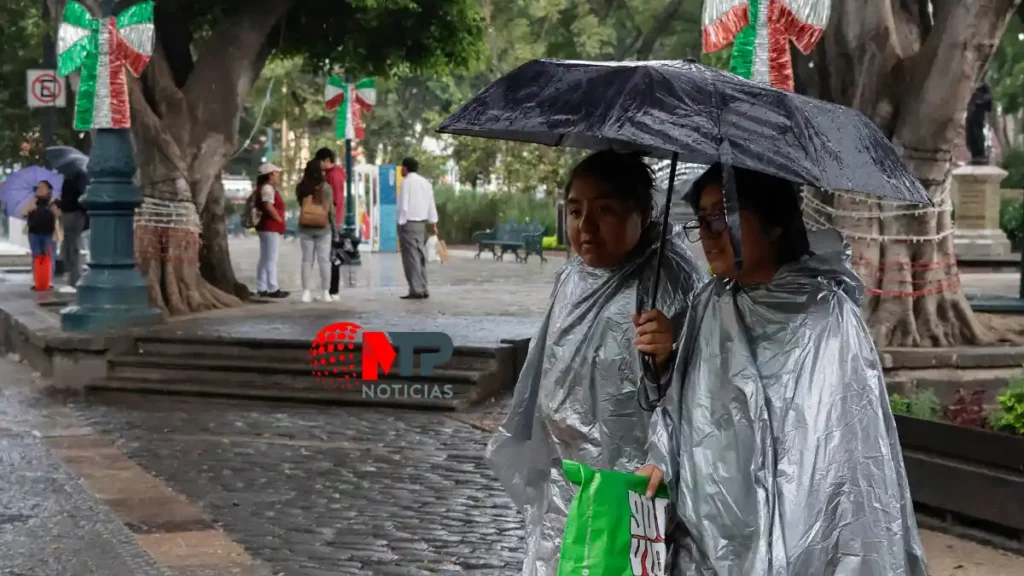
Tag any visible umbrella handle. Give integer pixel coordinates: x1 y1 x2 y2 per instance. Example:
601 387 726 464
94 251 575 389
637 152 678 412
720 144 744 274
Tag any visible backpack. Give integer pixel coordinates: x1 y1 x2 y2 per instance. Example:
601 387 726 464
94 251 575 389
299 194 329 228
241 191 261 229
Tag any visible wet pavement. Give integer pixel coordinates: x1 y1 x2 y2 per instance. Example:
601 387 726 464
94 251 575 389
72 392 524 575
0 358 169 575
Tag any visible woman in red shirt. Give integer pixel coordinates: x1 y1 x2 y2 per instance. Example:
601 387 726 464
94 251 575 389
255 163 289 298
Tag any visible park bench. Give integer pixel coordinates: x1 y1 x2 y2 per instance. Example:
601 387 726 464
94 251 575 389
472 220 547 263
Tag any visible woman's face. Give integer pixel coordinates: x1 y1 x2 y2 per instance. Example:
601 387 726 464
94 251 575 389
697 182 776 280
269 171 282 186
566 175 644 268
35 183 51 198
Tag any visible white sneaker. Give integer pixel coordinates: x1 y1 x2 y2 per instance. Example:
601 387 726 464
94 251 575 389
58 286 77 294
322 290 334 303
301 290 312 303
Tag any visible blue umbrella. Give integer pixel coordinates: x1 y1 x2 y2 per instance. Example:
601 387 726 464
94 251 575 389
0 166 64 219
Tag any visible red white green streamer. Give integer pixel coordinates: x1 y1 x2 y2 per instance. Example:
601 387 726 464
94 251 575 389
702 0 830 92
57 1 154 130
325 76 377 140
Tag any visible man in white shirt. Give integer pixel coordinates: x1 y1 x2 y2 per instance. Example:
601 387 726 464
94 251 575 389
397 157 438 299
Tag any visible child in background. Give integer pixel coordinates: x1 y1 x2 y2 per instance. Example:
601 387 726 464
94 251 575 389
23 181 61 288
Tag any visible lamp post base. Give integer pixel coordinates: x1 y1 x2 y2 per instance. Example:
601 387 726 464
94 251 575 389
58 129 164 333
61 268 162 332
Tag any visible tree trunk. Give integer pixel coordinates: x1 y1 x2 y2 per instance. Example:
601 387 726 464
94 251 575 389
122 0 292 314
798 0 1021 347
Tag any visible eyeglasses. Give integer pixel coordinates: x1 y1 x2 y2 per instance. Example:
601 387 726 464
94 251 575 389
683 213 729 243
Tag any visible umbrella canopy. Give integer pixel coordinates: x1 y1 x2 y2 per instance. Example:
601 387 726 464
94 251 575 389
0 166 64 218
45 145 89 182
437 59 931 206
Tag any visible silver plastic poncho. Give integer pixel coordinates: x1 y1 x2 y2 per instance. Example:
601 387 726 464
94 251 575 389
487 226 708 576
648 230 928 575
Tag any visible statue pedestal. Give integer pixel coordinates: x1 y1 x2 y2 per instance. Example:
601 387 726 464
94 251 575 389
952 165 1011 259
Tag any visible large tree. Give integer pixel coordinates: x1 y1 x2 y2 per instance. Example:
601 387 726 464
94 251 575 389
796 0 1022 347
48 0 482 315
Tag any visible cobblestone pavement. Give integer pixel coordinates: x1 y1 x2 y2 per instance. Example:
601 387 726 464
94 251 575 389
72 392 525 575
0 358 171 576
69 390 1024 576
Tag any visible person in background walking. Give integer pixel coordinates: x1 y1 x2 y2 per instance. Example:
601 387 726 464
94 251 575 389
255 163 289 299
57 172 88 293
296 159 337 303
397 157 438 300
23 181 61 287
316 147 346 230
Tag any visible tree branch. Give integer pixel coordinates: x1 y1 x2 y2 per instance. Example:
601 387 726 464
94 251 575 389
184 0 295 138
635 0 686 59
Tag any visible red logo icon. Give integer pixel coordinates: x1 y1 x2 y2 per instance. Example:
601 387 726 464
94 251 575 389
309 322 397 387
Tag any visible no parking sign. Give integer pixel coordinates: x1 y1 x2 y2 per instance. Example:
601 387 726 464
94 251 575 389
26 69 66 108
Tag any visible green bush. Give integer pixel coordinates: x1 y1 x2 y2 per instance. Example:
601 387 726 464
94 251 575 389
434 184 556 244
889 394 911 415
889 390 939 420
991 375 1024 435
1002 147 1024 190
542 235 566 250
1001 197 1024 241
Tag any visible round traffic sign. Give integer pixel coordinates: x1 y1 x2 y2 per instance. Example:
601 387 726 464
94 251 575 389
31 72 62 105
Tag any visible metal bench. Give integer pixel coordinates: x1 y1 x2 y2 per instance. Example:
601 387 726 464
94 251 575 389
472 220 547 263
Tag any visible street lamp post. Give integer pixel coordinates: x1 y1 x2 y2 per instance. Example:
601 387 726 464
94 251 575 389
60 0 163 332
339 76 361 265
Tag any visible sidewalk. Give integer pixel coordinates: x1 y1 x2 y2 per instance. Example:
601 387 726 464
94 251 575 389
0 355 273 575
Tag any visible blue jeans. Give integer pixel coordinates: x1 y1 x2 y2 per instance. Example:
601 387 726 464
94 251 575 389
28 233 55 275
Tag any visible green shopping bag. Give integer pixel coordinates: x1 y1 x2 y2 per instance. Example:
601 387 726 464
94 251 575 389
557 460 671 576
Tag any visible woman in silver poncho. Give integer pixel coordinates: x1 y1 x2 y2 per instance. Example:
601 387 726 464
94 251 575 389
487 151 708 575
640 165 929 575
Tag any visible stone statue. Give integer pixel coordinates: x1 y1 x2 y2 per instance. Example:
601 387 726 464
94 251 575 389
966 84 993 165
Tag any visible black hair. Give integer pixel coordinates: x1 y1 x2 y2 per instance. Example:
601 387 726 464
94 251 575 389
315 148 336 163
687 163 811 267
36 180 53 193
563 150 656 225
401 157 419 173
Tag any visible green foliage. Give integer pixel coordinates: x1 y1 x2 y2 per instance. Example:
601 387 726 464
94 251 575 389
908 389 941 420
1002 147 1024 190
0 0 80 166
991 9 1024 116
435 184 555 244
890 389 940 420
889 393 911 415
542 236 566 250
361 0 704 195
1000 197 1024 241
991 375 1024 435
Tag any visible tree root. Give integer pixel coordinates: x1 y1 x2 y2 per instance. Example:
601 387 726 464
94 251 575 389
136 225 242 316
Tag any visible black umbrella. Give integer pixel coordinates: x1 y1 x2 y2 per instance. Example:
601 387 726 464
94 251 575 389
45 146 89 182
438 58 931 276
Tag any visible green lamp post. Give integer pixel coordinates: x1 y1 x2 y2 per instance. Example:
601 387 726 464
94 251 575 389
59 0 162 331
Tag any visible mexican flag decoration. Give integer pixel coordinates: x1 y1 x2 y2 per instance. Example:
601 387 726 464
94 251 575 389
57 1 155 130
325 76 377 140
702 0 830 92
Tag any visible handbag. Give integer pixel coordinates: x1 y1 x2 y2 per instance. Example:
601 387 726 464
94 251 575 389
299 194 329 228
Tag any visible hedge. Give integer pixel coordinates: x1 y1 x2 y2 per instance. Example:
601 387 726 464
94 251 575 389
435 184 557 244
